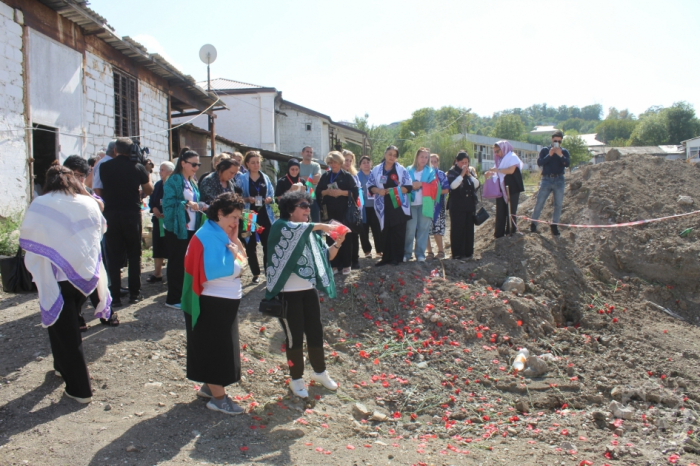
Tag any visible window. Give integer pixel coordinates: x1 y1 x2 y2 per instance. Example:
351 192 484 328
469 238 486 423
305 123 312 131
113 69 139 138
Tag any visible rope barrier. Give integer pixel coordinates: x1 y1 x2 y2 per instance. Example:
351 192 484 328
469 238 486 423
514 209 700 229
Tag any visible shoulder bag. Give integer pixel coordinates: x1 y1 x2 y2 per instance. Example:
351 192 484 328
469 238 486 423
472 185 490 226
259 293 286 319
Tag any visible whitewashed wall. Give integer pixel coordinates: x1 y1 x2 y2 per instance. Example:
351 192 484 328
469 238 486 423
0 3 27 217
277 106 327 161
138 80 169 166
83 51 114 158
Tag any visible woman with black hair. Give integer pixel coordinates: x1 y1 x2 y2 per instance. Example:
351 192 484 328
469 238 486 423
199 158 241 204
275 159 307 200
182 192 248 415
266 190 344 398
162 149 204 309
447 152 480 259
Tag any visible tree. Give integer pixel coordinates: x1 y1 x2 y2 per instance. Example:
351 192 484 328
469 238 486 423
605 107 635 120
665 101 700 144
594 119 638 143
352 113 400 163
491 114 525 140
629 112 669 146
581 104 603 121
562 132 590 168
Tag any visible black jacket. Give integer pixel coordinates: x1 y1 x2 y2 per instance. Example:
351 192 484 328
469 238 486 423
446 166 478 214
316 169 359 221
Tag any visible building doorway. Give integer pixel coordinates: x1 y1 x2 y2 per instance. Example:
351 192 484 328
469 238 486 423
32 124 57 195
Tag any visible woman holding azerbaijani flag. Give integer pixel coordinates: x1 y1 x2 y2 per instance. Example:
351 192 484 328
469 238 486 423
367 145 413 266
403 147 439 262
181 192 248 415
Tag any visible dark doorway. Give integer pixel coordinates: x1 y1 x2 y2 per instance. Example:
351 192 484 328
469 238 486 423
32 124 57 193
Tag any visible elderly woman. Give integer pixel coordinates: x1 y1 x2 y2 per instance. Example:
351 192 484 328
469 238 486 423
181 192 247 415
447 152 480 259
357 155 382 258
275 159 307 200
200 158 240 204
425 153 450 260
316 151 359 275
342 150 362 269
163 149 204 309
235 151 275 284
20 165 111 404
266 190 345 398
147 161 175 283
485 141 524 238
200 152 231 185
404 147 438 262
367 145 413 266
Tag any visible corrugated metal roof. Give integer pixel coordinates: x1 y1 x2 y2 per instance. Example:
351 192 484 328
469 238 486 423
200 78 270 91
577 133 605 146
453 133 542 152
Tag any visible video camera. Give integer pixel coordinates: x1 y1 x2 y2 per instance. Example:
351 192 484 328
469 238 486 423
129 139 150 165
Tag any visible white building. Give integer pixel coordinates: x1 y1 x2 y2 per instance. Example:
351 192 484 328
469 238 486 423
681 136 700 163
0 0 220 217
452 133 543 171
175 78 369 162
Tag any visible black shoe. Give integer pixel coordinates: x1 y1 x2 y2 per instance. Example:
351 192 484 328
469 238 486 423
146 275 163 283
530 223 537 233
453 255 463 260
252 276 261 284
100 312 120 327
351 262 360 270
111 300 123 308
375 261 387 267
391 261 400 266
120 287 129 297
129 293 144 303
550 225 560 236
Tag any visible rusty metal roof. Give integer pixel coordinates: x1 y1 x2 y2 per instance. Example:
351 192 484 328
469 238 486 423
36 0 221 111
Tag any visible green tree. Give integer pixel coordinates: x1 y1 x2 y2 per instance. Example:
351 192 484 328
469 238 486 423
665 101 700 144
491 114 525 140
605 107 635 120
581 104 603 121
562 132 590 168
352 114 400 163
629 112 669 146
594 119 638 143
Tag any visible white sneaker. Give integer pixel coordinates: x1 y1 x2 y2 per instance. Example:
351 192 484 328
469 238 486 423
290 378 308 398
64 390 91 404
310 371 338 391
342 267 351 275
417 257 426 262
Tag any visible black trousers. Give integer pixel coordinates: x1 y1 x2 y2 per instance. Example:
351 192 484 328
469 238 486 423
327 232 353 269
245 227 270 277
165 230 194 305
495 191 520 238
279 289 326 380
49 281 91 399
360 208 383 254
104 210 142 300
379 221 407 265
184 296 241 387
450 208 475 258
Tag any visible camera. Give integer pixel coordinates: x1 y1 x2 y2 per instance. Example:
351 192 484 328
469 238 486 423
552 142 560 148
129 139 150 165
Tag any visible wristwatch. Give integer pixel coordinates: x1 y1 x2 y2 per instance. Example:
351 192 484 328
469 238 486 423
332 244 341 249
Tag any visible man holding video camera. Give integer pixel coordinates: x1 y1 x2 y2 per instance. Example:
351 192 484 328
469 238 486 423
530 130 569 236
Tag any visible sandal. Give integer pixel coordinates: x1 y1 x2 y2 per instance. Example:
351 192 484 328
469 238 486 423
100 312 120 327
78 314 88 333
425 251 434 260
436 251 446 260
146 275 163 283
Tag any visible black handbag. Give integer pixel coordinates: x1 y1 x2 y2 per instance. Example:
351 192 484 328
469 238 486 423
473 207 490 226
344 194 361 227
1 247 36 293
259 293 286 318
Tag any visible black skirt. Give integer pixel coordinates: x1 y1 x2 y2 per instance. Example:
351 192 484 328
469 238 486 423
184 296 241 386
151 217 168 259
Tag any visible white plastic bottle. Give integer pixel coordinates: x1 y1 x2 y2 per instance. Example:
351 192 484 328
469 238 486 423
512 348 529 372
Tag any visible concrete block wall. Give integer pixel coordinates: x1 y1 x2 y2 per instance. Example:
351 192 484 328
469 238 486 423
0 3 28 217
84 51 114 158
277 107 326 161
138 80 169 166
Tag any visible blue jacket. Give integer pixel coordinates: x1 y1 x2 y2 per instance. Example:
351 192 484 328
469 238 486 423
235 171 276 225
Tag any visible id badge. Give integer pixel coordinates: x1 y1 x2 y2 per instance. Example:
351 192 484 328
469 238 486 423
380 175 387 184
255 196 263 207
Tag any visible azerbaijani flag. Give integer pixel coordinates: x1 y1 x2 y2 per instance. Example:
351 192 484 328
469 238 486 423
305 180 316 200
181 220 236 328
389 187 403 209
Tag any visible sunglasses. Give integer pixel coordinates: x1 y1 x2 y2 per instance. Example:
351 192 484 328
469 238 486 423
187 162 202 168
552 139 563 143
295 202 311 210
74 173 87 180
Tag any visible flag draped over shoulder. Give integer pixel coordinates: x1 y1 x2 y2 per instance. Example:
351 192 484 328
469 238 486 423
181 220 235 328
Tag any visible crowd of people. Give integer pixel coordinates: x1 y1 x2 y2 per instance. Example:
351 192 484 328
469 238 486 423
18 132 569 413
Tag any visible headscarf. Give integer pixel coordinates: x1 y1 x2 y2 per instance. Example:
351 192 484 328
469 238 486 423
286 159 301 184
495 141 514 168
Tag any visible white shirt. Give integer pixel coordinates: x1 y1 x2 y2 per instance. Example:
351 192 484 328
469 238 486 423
411 169 423 206
283 273 314 292
450 175 480 190
201 260 243 299
183 180 197 231
91 155 113 190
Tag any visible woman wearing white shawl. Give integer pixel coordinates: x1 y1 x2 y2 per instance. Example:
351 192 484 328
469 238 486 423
19 165 110 404
484 141 525 238
367 145 414 266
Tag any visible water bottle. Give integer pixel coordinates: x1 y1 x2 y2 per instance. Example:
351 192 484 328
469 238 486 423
512 348 529 372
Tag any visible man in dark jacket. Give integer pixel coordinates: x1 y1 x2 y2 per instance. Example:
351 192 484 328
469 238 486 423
531 130 570 236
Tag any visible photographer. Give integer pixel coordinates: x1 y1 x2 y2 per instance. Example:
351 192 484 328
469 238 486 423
100 137 153 308
530 131 570 236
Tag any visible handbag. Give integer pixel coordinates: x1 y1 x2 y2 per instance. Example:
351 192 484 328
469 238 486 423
1 247 36 293
344 194 361 227
259 293 286 319
482 176 502 199
473 207 490 226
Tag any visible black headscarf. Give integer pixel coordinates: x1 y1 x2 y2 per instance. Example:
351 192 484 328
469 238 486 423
286 159 301 183
275 159 305 198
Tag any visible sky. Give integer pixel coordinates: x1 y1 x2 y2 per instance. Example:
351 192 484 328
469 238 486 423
89 0 700 126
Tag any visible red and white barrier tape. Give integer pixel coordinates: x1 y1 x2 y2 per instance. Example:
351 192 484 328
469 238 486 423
514 209 700 229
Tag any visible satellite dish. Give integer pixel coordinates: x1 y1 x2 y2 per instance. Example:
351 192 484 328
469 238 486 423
199 44 217 65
